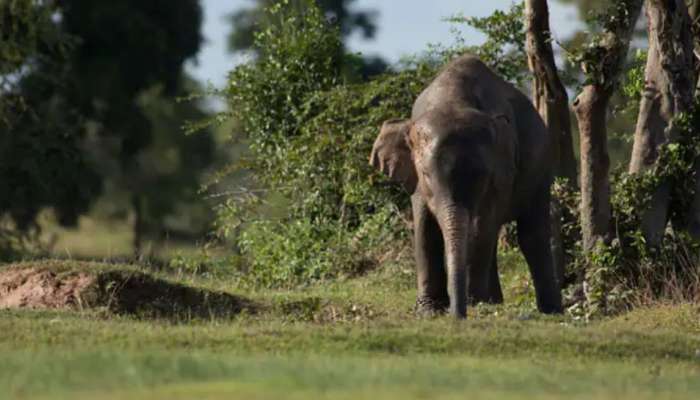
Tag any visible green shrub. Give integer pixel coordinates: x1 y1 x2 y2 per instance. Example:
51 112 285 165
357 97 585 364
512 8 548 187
224 65 435 286
217 0 417 286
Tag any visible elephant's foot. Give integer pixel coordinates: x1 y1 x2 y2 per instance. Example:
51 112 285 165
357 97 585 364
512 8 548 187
414 296 449 317
536 297 563 314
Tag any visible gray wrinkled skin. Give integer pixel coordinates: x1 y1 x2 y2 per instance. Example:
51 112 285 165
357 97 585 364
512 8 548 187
370 55 562 319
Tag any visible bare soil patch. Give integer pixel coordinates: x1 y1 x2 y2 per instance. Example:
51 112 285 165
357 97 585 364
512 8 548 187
0 268 93 309
0 264 251 319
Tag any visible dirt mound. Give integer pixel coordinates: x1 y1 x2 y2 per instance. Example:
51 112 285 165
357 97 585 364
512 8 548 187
0 265 251 319
0 268 94 309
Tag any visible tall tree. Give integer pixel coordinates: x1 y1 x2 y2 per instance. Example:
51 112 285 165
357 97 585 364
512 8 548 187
679 0 700 237
55 0 210 255
573 0 644 251
525 0 579 286
628 0 695 245
690 0 700 93
128 82 217 252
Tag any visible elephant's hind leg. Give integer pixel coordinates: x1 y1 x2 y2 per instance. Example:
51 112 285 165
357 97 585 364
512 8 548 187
412 194 449 315
516 189 563 314
488 244 504 304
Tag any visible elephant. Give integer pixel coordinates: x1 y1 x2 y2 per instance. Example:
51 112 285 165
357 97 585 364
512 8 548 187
370 54 563 319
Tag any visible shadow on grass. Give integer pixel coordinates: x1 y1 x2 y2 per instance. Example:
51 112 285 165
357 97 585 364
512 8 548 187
0 260 254 320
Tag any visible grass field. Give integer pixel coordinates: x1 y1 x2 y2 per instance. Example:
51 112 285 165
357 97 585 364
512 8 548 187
1 255 699 400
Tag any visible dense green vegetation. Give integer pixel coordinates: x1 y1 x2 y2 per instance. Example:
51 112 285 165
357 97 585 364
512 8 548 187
210 0 700 320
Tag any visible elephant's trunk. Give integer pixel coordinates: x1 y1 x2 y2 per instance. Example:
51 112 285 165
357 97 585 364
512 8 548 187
439 205 469 319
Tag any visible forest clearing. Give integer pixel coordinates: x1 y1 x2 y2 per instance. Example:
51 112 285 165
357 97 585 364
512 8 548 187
3 0 700 398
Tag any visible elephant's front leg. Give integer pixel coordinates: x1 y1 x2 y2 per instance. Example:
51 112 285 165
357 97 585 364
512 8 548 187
412 194 448 314
467 233 502 305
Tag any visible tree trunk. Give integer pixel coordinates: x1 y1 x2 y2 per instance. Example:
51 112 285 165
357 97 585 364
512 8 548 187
693 0 700 93
686 0 700 236
691 0 700 47
525 0 577 184
132 194 144 257
628 0 695 244
573 0 644 252
692 0 700 23
575 86 614 251
525 0 577 287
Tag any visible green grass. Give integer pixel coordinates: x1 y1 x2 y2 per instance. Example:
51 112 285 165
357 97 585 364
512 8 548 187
1 257 700 399
40 215 207 260
8 352 700 400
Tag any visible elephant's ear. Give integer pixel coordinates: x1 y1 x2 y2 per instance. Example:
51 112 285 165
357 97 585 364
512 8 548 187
370 119 418 193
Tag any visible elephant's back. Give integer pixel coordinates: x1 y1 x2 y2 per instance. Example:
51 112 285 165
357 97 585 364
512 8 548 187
412 55 515 119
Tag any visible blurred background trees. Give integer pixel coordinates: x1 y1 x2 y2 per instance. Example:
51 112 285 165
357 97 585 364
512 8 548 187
1 0 217 259
57 0 216 255
1 0 100 259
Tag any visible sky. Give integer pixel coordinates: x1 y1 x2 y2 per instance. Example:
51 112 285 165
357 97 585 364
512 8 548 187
186 0 582 89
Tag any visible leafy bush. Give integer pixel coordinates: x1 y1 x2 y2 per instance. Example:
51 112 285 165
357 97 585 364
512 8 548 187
620 49 647 111
219 0 411 286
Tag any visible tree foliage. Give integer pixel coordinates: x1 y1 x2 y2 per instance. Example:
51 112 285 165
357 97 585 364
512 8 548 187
132 82 217 242
448 4 529 87
1 0 216 259
548 0 700 316
227 0 377 52
57 0 204 159
227 0 387 79
0 0 100 260
56 0 218 253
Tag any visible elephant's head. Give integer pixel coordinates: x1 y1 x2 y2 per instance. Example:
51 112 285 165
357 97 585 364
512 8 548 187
371 111 514 318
